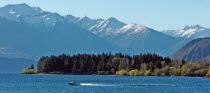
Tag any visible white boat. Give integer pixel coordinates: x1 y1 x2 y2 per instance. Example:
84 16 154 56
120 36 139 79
68 82 79 86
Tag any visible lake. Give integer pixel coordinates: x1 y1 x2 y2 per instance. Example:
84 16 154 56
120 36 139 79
0 73 209 93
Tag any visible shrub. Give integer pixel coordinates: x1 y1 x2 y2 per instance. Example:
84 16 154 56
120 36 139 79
22 68 38 74
97 71 101 75
100 71 105 75
194 69 208 77
22 69 28 74
161 73 166 76
129 69 140 76
139 72 144 76
116 71 120 75
206 68 210 78
181 63 202 76
116 69 128 76
154 69 162 76
144 70 151 76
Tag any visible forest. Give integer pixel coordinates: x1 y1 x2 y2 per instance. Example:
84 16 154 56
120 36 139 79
37 53 210 77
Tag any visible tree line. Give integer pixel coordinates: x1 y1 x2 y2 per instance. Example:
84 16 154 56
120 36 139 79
37 53 210 77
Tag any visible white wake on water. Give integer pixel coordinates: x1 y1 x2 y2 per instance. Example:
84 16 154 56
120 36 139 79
80 83 112 86
79 83 176 86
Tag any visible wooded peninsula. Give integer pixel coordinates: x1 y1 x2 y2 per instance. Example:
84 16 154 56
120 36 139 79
34 53 210 77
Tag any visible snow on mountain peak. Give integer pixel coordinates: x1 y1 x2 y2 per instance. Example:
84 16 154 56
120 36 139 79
179 25 208 38
76 16 97 30
2 3 42 15
181 25 205 31
89 17 126 36
163 25 210 38
104 17 124 25
116 24 149 34
0 3 66 27
103 17 126 27
190 25 204 29
123 24 144 29
1 4 209 39
181 25 190 31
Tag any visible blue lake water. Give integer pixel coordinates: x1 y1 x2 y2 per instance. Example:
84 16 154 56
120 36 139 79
0 73 209 93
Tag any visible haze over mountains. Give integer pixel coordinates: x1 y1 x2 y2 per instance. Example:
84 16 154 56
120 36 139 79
0 57 36 72
0 3 209 62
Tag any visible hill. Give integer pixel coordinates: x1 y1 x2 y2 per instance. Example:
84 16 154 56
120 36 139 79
0 57 36 73
170 37 210 62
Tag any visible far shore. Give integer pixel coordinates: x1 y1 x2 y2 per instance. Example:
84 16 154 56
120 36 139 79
28 73 209 78
32 73 98 75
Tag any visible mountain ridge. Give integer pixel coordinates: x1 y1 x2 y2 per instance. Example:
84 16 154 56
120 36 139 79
162 25 210 38
0 57 37 72
170 37 210 62
0 7 120 60
0 3 208 58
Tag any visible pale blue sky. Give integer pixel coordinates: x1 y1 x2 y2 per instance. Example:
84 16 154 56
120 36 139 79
0 0 209 31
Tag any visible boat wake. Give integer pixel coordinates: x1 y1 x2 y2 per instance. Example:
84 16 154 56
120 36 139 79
79 83 176 86
122 84 176 86
80 83 112 86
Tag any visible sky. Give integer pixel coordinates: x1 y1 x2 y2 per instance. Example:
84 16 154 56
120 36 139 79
0 0 209 31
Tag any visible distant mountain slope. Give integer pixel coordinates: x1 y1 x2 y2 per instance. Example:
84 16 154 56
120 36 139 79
65 16 126 37
0 5 120 59
0 47 29 58
76 16 98 30
65 15 191 56
0 57 36 73
64 14 80 23
108 24 191 56
170 37 210 62
162 25 210 38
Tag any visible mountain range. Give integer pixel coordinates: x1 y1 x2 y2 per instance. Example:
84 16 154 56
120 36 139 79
162 25 210 38
64 12 192 56
0 4 120 60
0 3 209 62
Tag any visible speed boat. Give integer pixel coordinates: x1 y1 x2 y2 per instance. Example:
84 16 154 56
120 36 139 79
68 82 79 86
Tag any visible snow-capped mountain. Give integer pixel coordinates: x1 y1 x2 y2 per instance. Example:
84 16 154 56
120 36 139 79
108 24 191 56
115 24 150 34
0 3 67 28
162 25 210 38
89 17 126 36
0 4 120 59
65 16 126 37
0 3 199 58
76 16 98 30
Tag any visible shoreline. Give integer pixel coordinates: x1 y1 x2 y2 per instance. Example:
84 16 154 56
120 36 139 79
31 73 208 78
